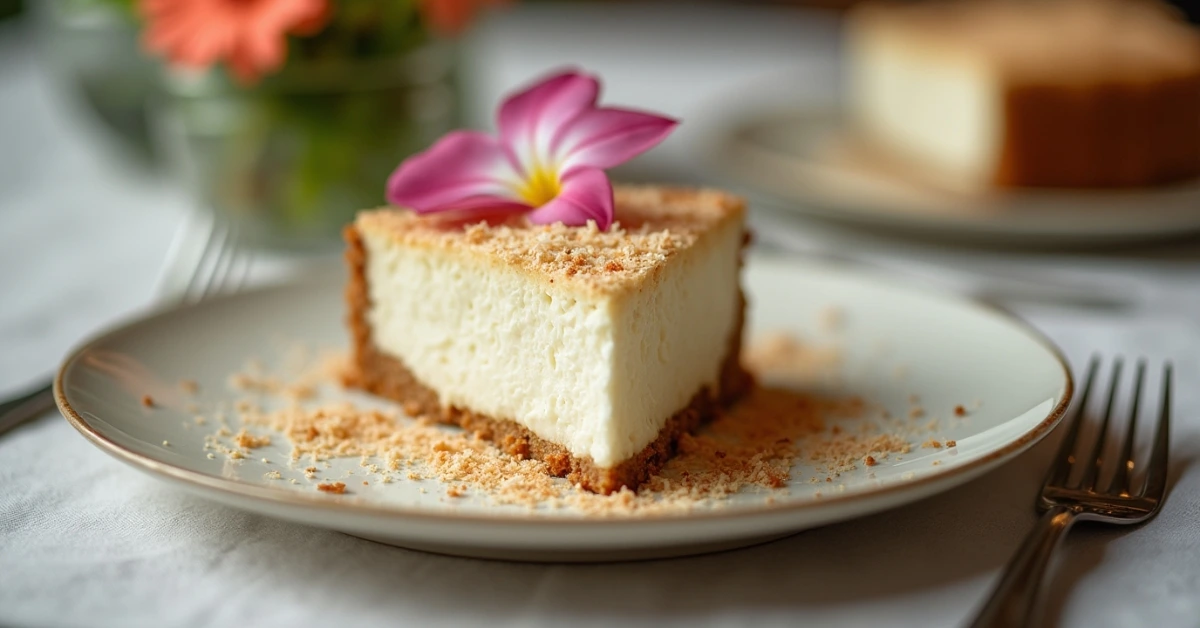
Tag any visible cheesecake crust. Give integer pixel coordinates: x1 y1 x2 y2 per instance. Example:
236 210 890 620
344 220 752 494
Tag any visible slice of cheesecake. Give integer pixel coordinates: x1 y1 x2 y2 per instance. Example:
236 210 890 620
344 186 752 494
846 0 1200 191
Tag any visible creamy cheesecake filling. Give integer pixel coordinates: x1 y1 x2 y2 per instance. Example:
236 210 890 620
360 223 742 468
845 0 1200 190
849 33 1000 189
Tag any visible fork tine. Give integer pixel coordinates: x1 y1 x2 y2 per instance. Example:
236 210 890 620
1045 356 1100 490
181 218 228 304
232 252 254 293
1104 359 1145 496
203 223 236 301
1141 363 1173 501
1078 357 1123 491
202 224 241 301
227 228 254 294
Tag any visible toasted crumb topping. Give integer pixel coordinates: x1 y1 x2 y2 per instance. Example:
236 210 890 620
356 186 745 293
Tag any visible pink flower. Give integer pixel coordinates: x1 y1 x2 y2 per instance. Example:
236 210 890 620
387 70 678 230
140 0 330 84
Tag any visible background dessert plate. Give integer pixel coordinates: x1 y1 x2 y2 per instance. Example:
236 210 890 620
706 107 1200 247
56 256 1071 562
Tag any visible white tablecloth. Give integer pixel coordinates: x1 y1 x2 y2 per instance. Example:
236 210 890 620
4 8 1200 628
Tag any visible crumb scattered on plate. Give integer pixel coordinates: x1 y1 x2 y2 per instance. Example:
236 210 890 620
196 336 959 516
742 331 841 381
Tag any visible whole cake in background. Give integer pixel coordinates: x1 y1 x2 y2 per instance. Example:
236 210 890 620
344 70 752 495
846 0 1200 191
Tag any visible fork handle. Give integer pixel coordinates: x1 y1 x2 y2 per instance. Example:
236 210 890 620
0 381 56 436
969 504 1077 628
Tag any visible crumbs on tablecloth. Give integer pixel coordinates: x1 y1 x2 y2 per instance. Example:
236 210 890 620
141 394 155 408
317 482 346 494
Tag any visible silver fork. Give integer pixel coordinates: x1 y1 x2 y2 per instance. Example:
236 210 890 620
0 212 251 436
969 356 1173 628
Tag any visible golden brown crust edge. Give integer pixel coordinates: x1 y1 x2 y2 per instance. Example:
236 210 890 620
342 223 753 495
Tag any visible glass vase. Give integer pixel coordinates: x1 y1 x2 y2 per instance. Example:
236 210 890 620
37 0 161 167
154 44 459 252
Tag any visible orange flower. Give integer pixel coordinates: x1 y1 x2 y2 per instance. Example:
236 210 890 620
419 0 506 36
140 0 330 84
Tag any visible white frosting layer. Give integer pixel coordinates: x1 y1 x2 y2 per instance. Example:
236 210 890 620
361 224 741 468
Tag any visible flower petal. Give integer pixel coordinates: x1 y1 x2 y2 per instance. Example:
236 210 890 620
527 168 614 230
387 130 525 214
555 107 678 174
498 71 598 173
412 199 533 227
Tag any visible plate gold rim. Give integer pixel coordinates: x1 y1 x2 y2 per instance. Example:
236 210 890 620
55 260 1074 528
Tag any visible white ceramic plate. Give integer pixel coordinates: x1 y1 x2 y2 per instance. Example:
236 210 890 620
707 107 1200 247
57 257 1071 562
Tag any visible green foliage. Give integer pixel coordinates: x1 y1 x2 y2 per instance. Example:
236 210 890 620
294 0 429 60
0 0 23 21
64 0 134 16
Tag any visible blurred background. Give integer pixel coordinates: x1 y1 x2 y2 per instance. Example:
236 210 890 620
4 0 1200 248
10 0 854 249
3 0 1200 383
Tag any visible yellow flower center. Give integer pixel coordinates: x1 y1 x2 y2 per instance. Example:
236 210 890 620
515 164 562 207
